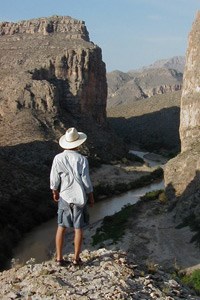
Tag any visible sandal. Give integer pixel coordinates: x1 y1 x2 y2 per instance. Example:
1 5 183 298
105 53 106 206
55 259 69 266
72 258 83 266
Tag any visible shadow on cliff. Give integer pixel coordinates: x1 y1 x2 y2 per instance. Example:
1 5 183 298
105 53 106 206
166 169 200 247
108 106 180 153
0 140 60 270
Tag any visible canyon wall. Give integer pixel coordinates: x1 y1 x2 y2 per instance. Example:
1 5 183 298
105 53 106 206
164 11 200 223
0 15 107 145
0 16 90 39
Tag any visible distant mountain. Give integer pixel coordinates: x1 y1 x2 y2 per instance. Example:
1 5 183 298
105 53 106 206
107 56 184 108
135 56 185 73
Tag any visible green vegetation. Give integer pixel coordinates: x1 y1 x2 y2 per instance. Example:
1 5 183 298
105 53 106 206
181 270 200 295
146 260 158 274
125 152 145 164
141 189 164 201
92 204 134 246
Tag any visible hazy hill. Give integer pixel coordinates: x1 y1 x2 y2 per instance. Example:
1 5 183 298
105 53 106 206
107 56 184 108
132 56 185 73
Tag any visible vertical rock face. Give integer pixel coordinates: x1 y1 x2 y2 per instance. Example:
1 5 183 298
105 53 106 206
0 15 90 40
0 16 107 147
164 11 200 222
180 11 200 152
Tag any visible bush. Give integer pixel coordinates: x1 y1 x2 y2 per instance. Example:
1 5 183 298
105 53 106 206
125 152 144 164
141 189 164 201
181 270 200 294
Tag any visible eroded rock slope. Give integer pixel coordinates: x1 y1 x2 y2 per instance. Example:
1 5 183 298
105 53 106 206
164 11 200 224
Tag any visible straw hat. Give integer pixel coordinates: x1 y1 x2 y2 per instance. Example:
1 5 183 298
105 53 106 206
59 127 87 149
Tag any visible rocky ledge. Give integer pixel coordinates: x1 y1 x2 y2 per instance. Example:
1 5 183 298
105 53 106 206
1 248 199 300
0 15 89 40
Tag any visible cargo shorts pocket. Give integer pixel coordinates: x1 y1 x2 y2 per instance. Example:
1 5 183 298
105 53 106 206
57 209 64 225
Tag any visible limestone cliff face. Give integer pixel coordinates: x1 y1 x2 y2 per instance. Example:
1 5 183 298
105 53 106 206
164 11 200 223
0 15 89 40
179 12 200 152
0 16 107 147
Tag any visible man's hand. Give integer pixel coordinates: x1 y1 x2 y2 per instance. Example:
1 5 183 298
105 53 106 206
88 192 95 207
52 190 59 202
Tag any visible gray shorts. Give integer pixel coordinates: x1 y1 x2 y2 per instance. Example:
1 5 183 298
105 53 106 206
57 199 85 229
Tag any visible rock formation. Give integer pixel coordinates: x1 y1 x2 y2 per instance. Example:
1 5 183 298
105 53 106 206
0 16 90 39
139 56 185 73
164 11 200 223
0 15 108 142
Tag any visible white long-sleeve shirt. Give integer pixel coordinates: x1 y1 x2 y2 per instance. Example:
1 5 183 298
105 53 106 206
50 150 93 203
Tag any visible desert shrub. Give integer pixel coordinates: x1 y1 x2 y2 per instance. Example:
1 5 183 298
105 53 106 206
130 168 163 190
158 191 168 204
125 152 145 164
181 270 200 295
141 189 164 201
94 183 114 198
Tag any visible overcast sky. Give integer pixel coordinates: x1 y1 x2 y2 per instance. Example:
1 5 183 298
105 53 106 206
0 0 199 72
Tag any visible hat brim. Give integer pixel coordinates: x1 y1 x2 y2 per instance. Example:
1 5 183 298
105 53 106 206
59 132 87 149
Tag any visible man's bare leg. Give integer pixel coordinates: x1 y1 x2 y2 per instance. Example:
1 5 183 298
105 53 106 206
74 228 83 261
55 226 66 261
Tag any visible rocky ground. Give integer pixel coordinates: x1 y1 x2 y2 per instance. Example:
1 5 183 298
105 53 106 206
1 247 200 300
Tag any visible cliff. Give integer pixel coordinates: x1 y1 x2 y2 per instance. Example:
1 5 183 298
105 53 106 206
0 15 107 140
0 16 90 39
164 11 200 223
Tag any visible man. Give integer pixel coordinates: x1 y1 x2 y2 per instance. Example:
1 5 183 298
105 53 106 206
50 127 94 266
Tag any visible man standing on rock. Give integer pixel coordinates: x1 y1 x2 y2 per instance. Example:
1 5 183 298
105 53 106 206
50 127 94 266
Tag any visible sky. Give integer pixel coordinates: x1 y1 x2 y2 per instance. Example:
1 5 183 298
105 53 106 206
0 0 199 72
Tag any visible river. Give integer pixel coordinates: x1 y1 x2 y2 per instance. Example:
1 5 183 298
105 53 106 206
11 151 166 265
